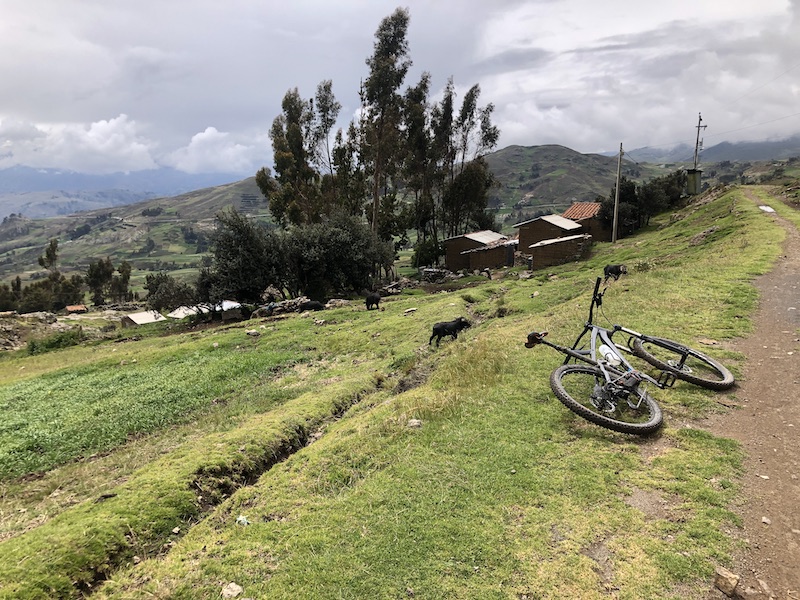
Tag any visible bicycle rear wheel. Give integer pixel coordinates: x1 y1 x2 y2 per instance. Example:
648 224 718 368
549 365 663 435
631 336 734 391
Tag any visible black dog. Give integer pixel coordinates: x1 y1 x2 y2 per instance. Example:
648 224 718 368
298 300 325 311
429 317 471 346
603 264 627 282
365 292 381 310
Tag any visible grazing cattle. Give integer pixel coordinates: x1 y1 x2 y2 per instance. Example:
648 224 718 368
429 317 471 346
365 292 381 310
298 300 325 312
603 264 628 282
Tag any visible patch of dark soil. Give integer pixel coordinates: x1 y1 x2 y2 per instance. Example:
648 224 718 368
393 363 432 394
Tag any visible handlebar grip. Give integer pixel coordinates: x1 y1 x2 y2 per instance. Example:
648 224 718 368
525 331 548 348
593 277 602 295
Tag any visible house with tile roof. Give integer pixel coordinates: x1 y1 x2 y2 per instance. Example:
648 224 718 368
561 202 612 242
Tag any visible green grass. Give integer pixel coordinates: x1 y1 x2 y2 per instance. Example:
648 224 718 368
0 184 795 599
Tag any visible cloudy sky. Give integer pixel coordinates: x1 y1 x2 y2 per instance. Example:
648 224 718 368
1 0 798 176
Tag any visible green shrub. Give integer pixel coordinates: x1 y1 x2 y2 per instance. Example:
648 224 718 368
632 258 657 273
27 327 85 355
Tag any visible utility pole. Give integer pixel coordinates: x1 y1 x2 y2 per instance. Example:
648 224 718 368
693 112 706 170
612 142 623 243
687 113 707 195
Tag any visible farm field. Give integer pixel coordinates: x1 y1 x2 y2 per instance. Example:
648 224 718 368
0 185 797 599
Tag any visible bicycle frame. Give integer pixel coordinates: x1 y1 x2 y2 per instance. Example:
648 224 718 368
525 277 676 390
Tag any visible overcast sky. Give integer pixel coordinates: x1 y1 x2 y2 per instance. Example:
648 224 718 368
1 0 798 176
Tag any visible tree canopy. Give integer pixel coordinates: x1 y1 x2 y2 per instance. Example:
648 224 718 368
598 170 689 237
203 208 393 303
256 7 500 267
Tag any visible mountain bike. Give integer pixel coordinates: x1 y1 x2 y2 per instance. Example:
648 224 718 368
524 277 735 435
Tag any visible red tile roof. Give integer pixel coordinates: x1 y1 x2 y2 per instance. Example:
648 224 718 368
562 202 601 220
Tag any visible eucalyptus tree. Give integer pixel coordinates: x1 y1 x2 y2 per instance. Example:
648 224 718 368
331 121 368 217
401 72 436 244
361 7 412 237
259 82 346 227
420 80 500 247
262 88 320 226
312 79 341 178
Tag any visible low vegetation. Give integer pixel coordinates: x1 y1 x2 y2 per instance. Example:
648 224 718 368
0 185 794 598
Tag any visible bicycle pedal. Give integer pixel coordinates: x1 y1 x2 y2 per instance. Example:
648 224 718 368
657 371 677 388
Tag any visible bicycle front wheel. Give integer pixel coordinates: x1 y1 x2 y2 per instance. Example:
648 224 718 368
631 336 734 391
550 365 663 435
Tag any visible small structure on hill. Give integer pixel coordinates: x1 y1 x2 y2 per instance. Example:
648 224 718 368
442 230 507 271
528 234 593 269
167 305 210 319
561 202 612 242
459 237 518 271
65 304 88 314
513 214 582 251
121 310 167 328
167 301 242 321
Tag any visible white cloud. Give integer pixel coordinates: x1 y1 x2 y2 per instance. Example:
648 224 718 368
0 0 798 174
164 127 259 174
0 114 157 173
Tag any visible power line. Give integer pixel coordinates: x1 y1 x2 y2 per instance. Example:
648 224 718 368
622 111 800 160
728 61 800 105
703 111 800 140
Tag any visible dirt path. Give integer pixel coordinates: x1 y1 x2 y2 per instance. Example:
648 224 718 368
706 191 800 599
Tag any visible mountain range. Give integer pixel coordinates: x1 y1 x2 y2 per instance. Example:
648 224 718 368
2 136 800 223
0 166 250 219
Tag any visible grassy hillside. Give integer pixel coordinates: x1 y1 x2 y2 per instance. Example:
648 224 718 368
484 144 666 222
1 185 797 598
0 177 267 290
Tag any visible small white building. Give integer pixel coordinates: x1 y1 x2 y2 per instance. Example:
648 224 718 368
167 305 210 319
121 310 167 328
167 301 242 321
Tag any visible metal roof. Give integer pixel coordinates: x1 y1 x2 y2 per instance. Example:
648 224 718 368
444 230 507 245
123 310 167 325
528 234 591 249
512 215 581 230
167 305 209 319
461 238 519 254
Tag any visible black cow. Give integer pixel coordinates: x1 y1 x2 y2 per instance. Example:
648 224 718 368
603 264 628 282
365 292 381 310
429 317 471 346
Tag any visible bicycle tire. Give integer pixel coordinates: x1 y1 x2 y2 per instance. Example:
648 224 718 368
631 336 734 391
549 364 663 435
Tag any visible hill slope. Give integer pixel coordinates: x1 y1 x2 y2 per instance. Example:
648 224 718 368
0 177 266 284
1 184 797 598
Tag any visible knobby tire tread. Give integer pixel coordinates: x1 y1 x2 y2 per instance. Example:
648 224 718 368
549 364 663 435
631 336 734 391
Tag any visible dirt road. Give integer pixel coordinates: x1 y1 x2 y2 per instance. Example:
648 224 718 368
706 192 800 599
